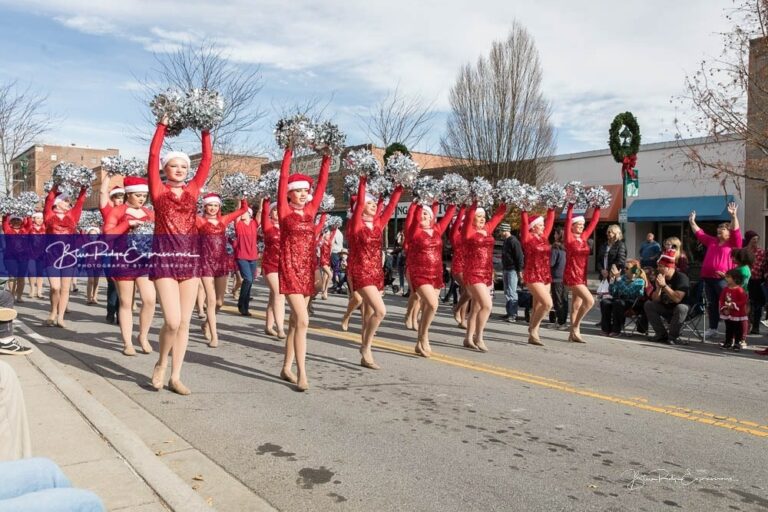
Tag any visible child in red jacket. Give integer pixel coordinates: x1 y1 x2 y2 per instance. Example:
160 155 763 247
719 269 748 351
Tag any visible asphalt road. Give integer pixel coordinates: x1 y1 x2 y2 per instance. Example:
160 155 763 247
16 282 768 512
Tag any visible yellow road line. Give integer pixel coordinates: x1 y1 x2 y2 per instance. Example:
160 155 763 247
221 306 768 438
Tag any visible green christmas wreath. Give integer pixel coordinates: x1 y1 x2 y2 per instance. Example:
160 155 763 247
384 142 411 163
608 112 641 163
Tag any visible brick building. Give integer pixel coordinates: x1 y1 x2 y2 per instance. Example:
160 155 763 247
189 152 269 191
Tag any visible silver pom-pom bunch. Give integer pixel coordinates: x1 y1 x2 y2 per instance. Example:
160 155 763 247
587 185 612 209
564 181 589 208
440 173 470 205
470 177 494 208
150 89 186 137
313 121 346 155
0 192 40 217
221 172 258 199
538 182 567 209
516 183 540 212
366 175 395 198
413 176 442 205
256 170 279 199
77 210 103 231
344 174 360 196
493 178 521 205
183 88 225 131
274 115 316 150
385 152 420 188
101 156 147 177
325 215 343 230
343 149 382 178
129 221 155 255
51 162 95 197
225 222 236 241
320 193 335 212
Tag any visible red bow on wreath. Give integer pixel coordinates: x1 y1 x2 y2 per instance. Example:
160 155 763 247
622 154 637 180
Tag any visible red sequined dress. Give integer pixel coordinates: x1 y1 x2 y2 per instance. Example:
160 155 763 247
563 204 601 287
449 206 466 277
277 149 331 296
260 198 281 275
197 199 248 278
407 203 456 289
42 186 87 271
319 228 335 268
462 203 508 286
348 177 402 291
520 210 556 285
147 124 210 280
104 204 155 281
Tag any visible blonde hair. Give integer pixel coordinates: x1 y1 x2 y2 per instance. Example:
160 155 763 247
664 237 682 262
606 224 623 241
626 258 649 289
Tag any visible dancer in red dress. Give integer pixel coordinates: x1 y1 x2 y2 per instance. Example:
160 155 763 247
340 196 363 332
198 193 249 348
347 177 402 368
277 148 331 391
3 213 29 302
260 199 286 338
461 202 507 352
147 118 210 395
406 201 456 357
402 201 428 331
317 225 336 300
103 176 155 356
449 206 469 327
27 211 46 299
43 185 87 327
520 208 556 345
564 204 601 343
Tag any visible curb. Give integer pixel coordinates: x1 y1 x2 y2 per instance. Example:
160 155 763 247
17 321 217 512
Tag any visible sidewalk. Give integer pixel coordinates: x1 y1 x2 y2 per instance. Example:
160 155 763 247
4 349 168 511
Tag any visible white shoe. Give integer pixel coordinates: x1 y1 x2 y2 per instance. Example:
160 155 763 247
705 328 719 338
761 319 768 329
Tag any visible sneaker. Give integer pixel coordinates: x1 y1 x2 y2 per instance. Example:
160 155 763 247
499 314 510 321
651 335 668 343
705 328 719 338
739 340 747 349
0 339 33 355
556 323 569 331
666 338 678 345
761 320 768 329
719 342 733 350
733 343 741 352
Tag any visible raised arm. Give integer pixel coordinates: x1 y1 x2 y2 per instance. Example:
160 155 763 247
261 197 273 232
148 123 166 203
377 186 403 227
308 154 331 214
99 170 111 210
403 201 418 251
350 176 367 235
584 208 601 239
520 211 530 245
2 215 10 234
486 204 508 233
450 206 466 244
69 187 88 224
189 130 212 194
277 148 293 219
463 202 478 241
43 186 57 223
543 208 556 239
221 199 249 226
564 204 574 245
437 204 457 234
726 202 742 247
315 213 327 237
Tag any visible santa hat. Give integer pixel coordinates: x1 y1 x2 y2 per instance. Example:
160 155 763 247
54 193 70 205
202 193 221 205
287 174 313 192
364 193 378 204
475 206 486 216
123 176 149 194
658 250 677 269
422 206 434 219
109 186 125 197
528 216 544 230
161 151 191 169
31 212 43 219
571 215 585 224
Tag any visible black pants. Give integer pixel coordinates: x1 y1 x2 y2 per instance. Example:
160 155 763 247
724 319 744 346
748 279 765 333
600 298 631 334
550 282 568 325
106 278 118 317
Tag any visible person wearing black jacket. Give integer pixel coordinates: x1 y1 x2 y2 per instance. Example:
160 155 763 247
500 223 524 322
597 224 627 278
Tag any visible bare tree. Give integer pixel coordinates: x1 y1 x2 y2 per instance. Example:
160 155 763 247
674 0 768 186
0 81 55 195
135 39 266 182
358 85 436 150
440 22 555 183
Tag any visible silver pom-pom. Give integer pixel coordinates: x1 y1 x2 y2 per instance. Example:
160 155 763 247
516 183 540 212
313 121 346 155
0 192 40 217
565 181 589 208
494 178 521 205
385 153 420 188
129 221 155 255
183 88 225 131
320 193 335 212
366 175 395 198
587 185 612 210
225 222 236 241
101 156 146 177
256 170 279 199
325 215 343 230
150 89 186 137
221 172 253 199
343 149 381 178
538 182 567 209
470 177 494 208
51 162 95 196
440 173 470 205
77 210 103 231
344 174 360 196
413 176 442 205
274 115 315 150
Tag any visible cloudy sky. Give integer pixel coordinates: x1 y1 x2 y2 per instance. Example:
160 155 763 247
0 0 733 160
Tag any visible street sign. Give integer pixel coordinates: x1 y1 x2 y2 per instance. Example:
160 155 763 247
618 208 628 224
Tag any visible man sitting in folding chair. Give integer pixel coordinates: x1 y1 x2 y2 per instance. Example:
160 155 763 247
644 251 690 344
600 259 648 337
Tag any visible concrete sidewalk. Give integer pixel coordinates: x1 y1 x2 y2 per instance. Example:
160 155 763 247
3 349 169 511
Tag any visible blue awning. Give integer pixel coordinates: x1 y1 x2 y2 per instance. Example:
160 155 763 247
627 195 734 222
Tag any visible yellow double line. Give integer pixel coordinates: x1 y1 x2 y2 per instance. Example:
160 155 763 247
223 306 768 438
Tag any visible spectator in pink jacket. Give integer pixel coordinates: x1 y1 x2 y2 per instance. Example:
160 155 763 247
688 202 741 338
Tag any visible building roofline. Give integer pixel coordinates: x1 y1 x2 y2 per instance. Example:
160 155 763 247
552 134 744 162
